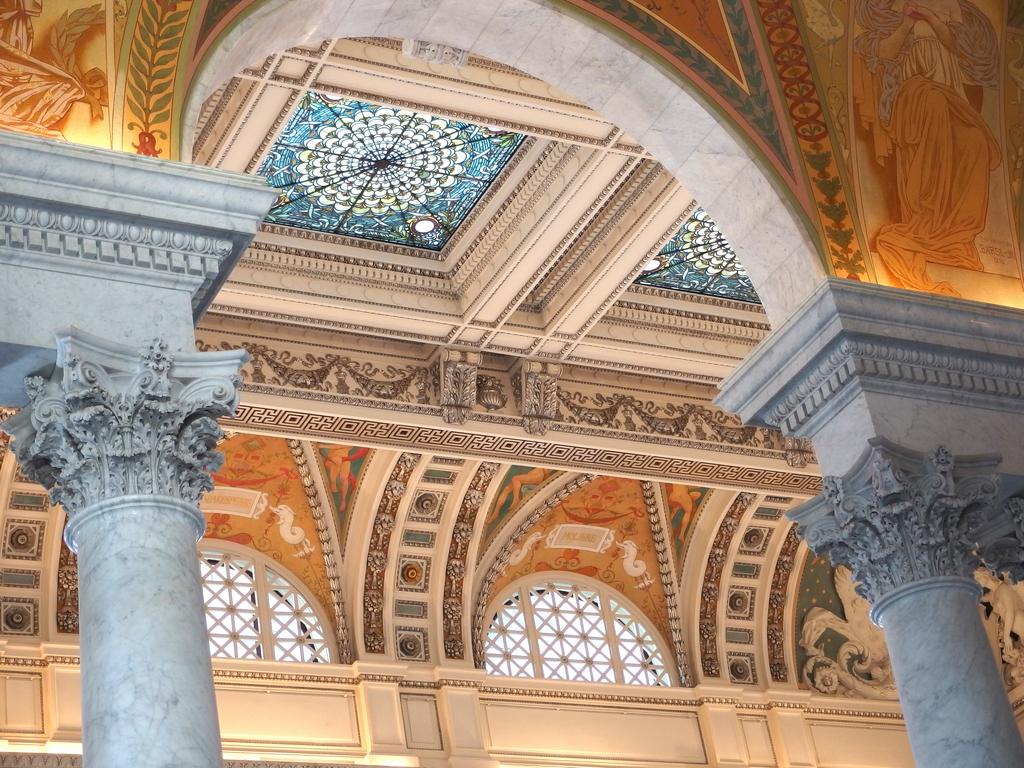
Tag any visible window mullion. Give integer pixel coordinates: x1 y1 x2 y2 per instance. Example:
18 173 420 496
601 596 623 684
255 560 272 661
522 587 543 680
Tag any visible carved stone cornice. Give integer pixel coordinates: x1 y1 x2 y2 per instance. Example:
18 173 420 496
717 279 1024 440
0 131 273 319
2 331 246 524
790 440 1004 609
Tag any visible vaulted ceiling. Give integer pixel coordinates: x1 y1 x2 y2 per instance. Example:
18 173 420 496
192 37 765 384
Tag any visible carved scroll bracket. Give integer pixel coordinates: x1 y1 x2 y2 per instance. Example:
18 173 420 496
518 361 561 436
439 350 480 425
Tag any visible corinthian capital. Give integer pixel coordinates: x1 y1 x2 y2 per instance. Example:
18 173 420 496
1 330 247 516
790 439 1001 606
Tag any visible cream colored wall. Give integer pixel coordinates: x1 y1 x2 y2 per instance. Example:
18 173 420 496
0 648 917 768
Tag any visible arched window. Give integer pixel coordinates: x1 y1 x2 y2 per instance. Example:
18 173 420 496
483 577 672 686
199 547 332 663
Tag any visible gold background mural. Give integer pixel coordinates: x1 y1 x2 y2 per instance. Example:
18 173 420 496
8 0 1024 306
488 476 674 649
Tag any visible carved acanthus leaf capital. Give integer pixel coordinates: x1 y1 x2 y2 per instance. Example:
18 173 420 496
791 440 1001 605
1 331 247 516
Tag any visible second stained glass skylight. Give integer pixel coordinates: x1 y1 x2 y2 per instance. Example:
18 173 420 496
635 207 759 303
260 92 525 250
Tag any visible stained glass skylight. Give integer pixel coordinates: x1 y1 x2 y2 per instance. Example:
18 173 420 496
259 92 525 250
635 207 759 303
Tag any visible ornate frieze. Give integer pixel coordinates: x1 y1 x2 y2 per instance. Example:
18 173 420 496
289 440 353 663
766 525 800 683
642 481 691 684
442 463 500 659
791 440 1007 608
2 332 246 522
226 403 821 494
557 390 786 451
363 453 419 654
198 340 434 404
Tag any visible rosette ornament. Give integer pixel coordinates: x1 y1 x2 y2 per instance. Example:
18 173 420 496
1 330 248 519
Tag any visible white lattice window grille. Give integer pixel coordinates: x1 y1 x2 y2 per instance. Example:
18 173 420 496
484 577 672 686
199 547 331 663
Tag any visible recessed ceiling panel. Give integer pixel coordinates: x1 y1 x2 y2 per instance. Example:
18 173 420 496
635 207 759 304
259 92 525 250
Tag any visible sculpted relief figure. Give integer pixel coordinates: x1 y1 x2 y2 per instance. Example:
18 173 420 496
853 0 1004 296
978 569 1024 686
800 566 898 699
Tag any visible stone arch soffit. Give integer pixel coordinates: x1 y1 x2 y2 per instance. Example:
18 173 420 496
180 0 827 322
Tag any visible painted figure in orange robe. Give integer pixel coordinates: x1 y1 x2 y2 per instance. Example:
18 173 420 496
854 0 1001 295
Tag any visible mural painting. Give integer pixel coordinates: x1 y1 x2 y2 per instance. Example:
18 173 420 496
206 435 335 628
479 465 561 560
794 555 896 698
798 0 1024 303
313 443 371 554
490 476 673 647
663 482 709 568
0 0 109 144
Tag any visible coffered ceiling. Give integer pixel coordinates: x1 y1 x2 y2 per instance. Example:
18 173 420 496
192 37 766 385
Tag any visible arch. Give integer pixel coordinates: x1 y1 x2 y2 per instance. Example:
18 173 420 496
198 540 337 663
482 571 677 686
180 0 826 324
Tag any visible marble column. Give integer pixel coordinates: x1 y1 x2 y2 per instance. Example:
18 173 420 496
792 441 1024 767
716 279 1024 767
2 330 247 768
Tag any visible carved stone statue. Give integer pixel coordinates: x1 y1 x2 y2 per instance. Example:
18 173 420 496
978 569 1024 686
800 565 897 699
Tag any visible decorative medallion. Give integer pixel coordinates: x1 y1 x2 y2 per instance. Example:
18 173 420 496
636 207 758 303
260 92 525 249
2 520 44 560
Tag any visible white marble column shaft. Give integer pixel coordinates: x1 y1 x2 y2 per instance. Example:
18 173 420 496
2 330 248 768
874 578 1024 768
70 496 220 768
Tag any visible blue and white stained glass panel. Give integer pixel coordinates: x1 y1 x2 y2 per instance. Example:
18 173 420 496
635 207 759 303
259 92 525 250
